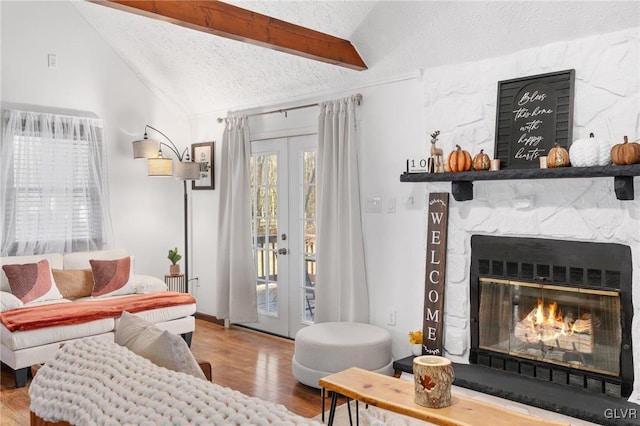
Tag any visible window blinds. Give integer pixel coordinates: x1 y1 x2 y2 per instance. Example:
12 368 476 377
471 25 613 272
1 109 112 256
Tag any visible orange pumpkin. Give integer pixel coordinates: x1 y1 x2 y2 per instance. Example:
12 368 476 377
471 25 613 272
447 145 472 172
473 149 491 171
547 143 570 168
611 136 640 165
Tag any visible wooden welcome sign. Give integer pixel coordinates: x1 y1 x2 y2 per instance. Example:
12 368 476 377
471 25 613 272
421 192 449 356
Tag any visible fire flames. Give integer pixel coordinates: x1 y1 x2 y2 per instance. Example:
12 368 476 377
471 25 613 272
515 299 592 351
531 301 568 338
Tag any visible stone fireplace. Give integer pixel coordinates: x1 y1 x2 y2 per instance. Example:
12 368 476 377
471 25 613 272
469 235 633 398
386 25 640 425
412 28 640 412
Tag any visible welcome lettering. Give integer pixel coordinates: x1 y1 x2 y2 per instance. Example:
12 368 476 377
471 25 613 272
422 193 449 354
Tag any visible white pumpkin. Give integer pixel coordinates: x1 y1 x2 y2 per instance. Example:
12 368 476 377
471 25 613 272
569 133 611 167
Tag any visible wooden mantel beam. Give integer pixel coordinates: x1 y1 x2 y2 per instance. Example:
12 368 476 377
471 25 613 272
88 0 367 71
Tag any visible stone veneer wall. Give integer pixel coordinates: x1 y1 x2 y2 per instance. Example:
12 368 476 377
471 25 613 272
421 28 640 403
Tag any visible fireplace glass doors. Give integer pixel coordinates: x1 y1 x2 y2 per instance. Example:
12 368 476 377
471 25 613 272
479 278 621 377
470 236 633 397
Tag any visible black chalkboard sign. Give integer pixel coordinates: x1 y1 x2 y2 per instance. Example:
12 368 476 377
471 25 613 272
495 70 575 169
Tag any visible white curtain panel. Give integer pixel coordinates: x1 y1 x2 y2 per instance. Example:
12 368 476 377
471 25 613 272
1 109 112 256
315 96 369 323
213 116 258 323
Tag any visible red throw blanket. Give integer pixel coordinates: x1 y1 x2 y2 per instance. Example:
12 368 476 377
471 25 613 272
0 292 196 332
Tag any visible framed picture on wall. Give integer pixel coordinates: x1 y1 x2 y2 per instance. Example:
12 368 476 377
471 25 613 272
191 142 214 190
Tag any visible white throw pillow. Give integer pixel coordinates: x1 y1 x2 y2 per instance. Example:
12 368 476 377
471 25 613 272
0 291 23 312
134 275 168 294
115 311 205 380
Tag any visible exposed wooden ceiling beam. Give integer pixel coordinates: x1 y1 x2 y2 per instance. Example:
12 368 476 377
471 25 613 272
88 0 367 71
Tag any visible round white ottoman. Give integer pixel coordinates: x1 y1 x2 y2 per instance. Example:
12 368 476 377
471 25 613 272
292 322 393 388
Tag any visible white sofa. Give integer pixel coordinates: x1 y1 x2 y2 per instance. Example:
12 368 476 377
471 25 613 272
0 249 196 388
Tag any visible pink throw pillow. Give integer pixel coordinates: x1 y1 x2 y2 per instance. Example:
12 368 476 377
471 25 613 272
89 256 136 297
2 259 62 304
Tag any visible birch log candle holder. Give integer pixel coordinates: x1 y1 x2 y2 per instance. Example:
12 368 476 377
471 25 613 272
413 355 455 408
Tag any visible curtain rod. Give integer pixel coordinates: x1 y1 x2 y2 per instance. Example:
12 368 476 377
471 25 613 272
216 93 362 123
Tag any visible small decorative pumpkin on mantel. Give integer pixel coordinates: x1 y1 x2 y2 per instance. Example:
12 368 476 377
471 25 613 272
611 136 640 165
447 145 472 172
547 143 570 168
472 149 491 171
569 133 611 167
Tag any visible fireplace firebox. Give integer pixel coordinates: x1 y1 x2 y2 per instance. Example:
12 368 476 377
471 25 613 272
470 236 633 398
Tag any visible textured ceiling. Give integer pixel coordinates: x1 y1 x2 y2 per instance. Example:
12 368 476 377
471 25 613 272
72 1 640 117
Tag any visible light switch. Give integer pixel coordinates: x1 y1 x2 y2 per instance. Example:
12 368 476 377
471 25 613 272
366 196 382 213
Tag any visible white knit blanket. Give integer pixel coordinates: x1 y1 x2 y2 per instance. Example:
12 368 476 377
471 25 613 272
29 338 322 425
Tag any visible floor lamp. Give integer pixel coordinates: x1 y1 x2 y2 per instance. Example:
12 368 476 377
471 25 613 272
132 125 202 292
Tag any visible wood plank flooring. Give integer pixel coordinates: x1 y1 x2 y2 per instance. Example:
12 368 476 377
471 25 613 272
1 319 326 425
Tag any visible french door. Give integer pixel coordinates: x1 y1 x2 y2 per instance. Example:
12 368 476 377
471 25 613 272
243 134 317 338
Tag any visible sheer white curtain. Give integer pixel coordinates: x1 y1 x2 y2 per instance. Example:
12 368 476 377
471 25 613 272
213 116 257 323
1 109 112 256
315 96 369 323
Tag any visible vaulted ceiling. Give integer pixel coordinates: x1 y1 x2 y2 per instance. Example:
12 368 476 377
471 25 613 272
72 1 640 117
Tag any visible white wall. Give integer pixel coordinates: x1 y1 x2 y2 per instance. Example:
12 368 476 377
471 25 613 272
185 114 225 313
1 1 190 279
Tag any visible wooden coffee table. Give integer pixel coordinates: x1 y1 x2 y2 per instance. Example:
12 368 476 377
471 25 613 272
319 367 569 426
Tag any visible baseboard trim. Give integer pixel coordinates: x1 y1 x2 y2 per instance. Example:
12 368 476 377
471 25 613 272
194 312 224 326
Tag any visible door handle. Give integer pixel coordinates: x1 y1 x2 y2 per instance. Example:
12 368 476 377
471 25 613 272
278 248 288 255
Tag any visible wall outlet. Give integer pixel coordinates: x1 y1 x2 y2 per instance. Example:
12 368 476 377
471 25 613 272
386 309 396 326
187 276 200 288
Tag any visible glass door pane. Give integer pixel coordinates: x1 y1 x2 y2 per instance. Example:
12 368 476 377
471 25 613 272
301 149 316 323
252 152 279 316
478 278 622 376
287 134 318 337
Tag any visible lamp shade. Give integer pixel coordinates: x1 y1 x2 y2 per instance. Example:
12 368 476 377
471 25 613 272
133 138 159 159
148 157 173 176
175 161 202 180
